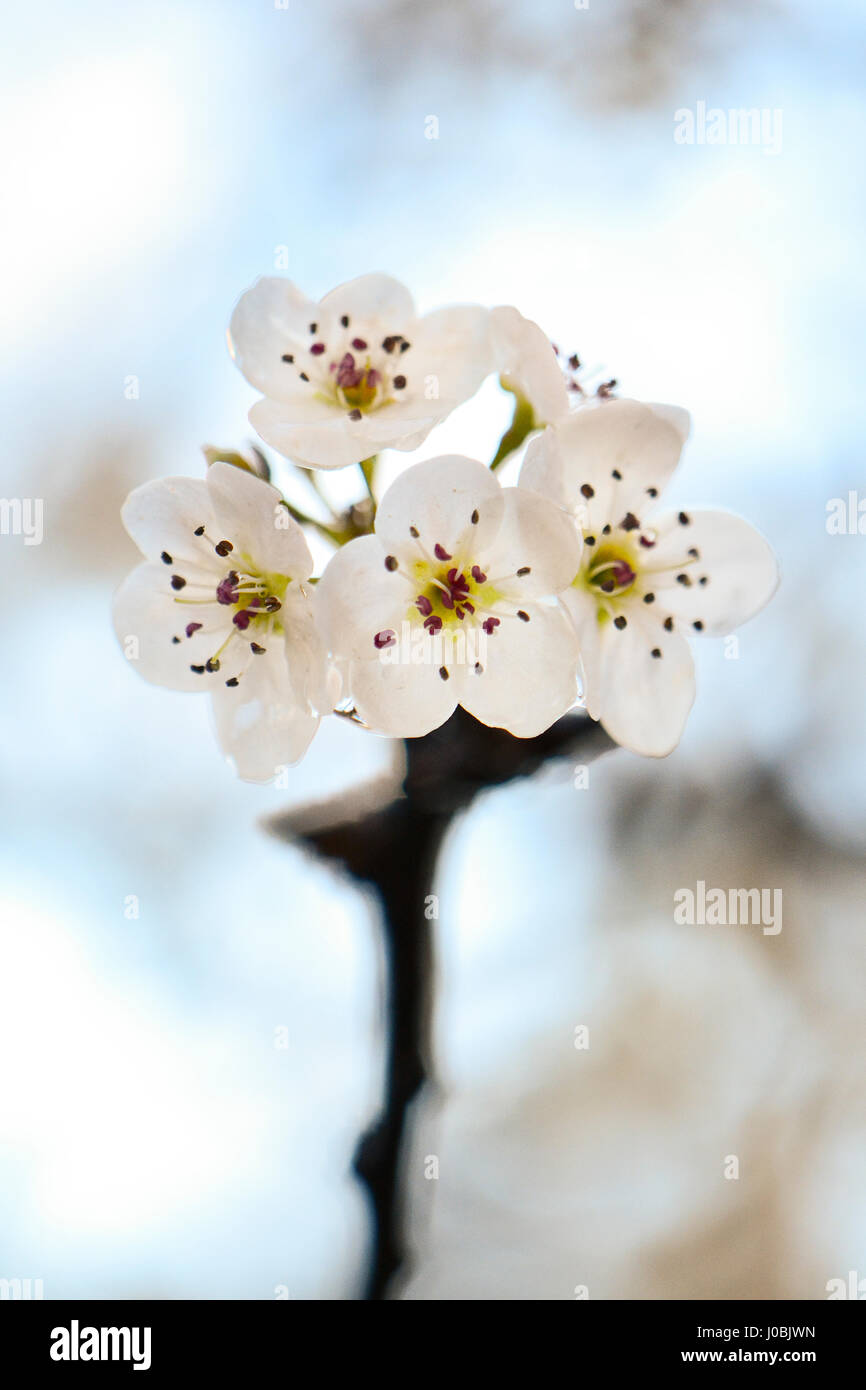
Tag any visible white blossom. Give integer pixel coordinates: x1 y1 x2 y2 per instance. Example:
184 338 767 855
316 455 583 738
228 273 492 470
113 462 331 781
520 399 779 756
490 304 569 426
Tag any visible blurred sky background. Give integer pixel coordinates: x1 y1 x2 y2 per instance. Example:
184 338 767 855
1 0 865 1299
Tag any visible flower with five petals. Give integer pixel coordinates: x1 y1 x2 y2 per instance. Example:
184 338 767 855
113 462 331 781
520 399 779 755
228 273 492 470
316 455 584 738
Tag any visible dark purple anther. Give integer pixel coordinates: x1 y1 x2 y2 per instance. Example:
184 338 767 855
351 337 368 351
185 622 202 638
335 353 362 389
415 595 433 616
471 565 486 584
639 535 656 549
310 343 325 355
423 616 443 634
611 560 636 587
374 629 397 649
434 543 452 561
216 574 239 605
482 617 500 635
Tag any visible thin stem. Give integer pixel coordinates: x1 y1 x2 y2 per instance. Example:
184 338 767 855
489 384 536 470
358 456 378 504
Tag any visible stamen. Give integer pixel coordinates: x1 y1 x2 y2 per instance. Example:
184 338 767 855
434 543 452 561
214 540 233 557
651 648 662 658
281 353 294 363
614 616 627 629
225 676 240 687
216 574 239 605
581 483 595 499
517 610 530 622
620 512 639 532
374 630 397 649
171 575 186 590
185 622 202 637
384 555 399 571
393 375 406 389
161 551 172 565
439 666 449 680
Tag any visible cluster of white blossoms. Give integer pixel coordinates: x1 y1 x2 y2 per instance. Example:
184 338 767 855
114 273 779 781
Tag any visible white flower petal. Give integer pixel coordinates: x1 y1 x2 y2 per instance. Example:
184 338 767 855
410 304 493 405
113 562 229 692
521 399 687 533
228 276 318 398
120 476 220 568
317 534 415 662
317 272 415 330
206 461 313 578
642 508 779 636
374 455 502 563
480 486 583 600
211 643 319 783
348 657 458 737
647 401 691 444
455 602 580 737
563 592 696 756
249 397 439 471
491 305 569 424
